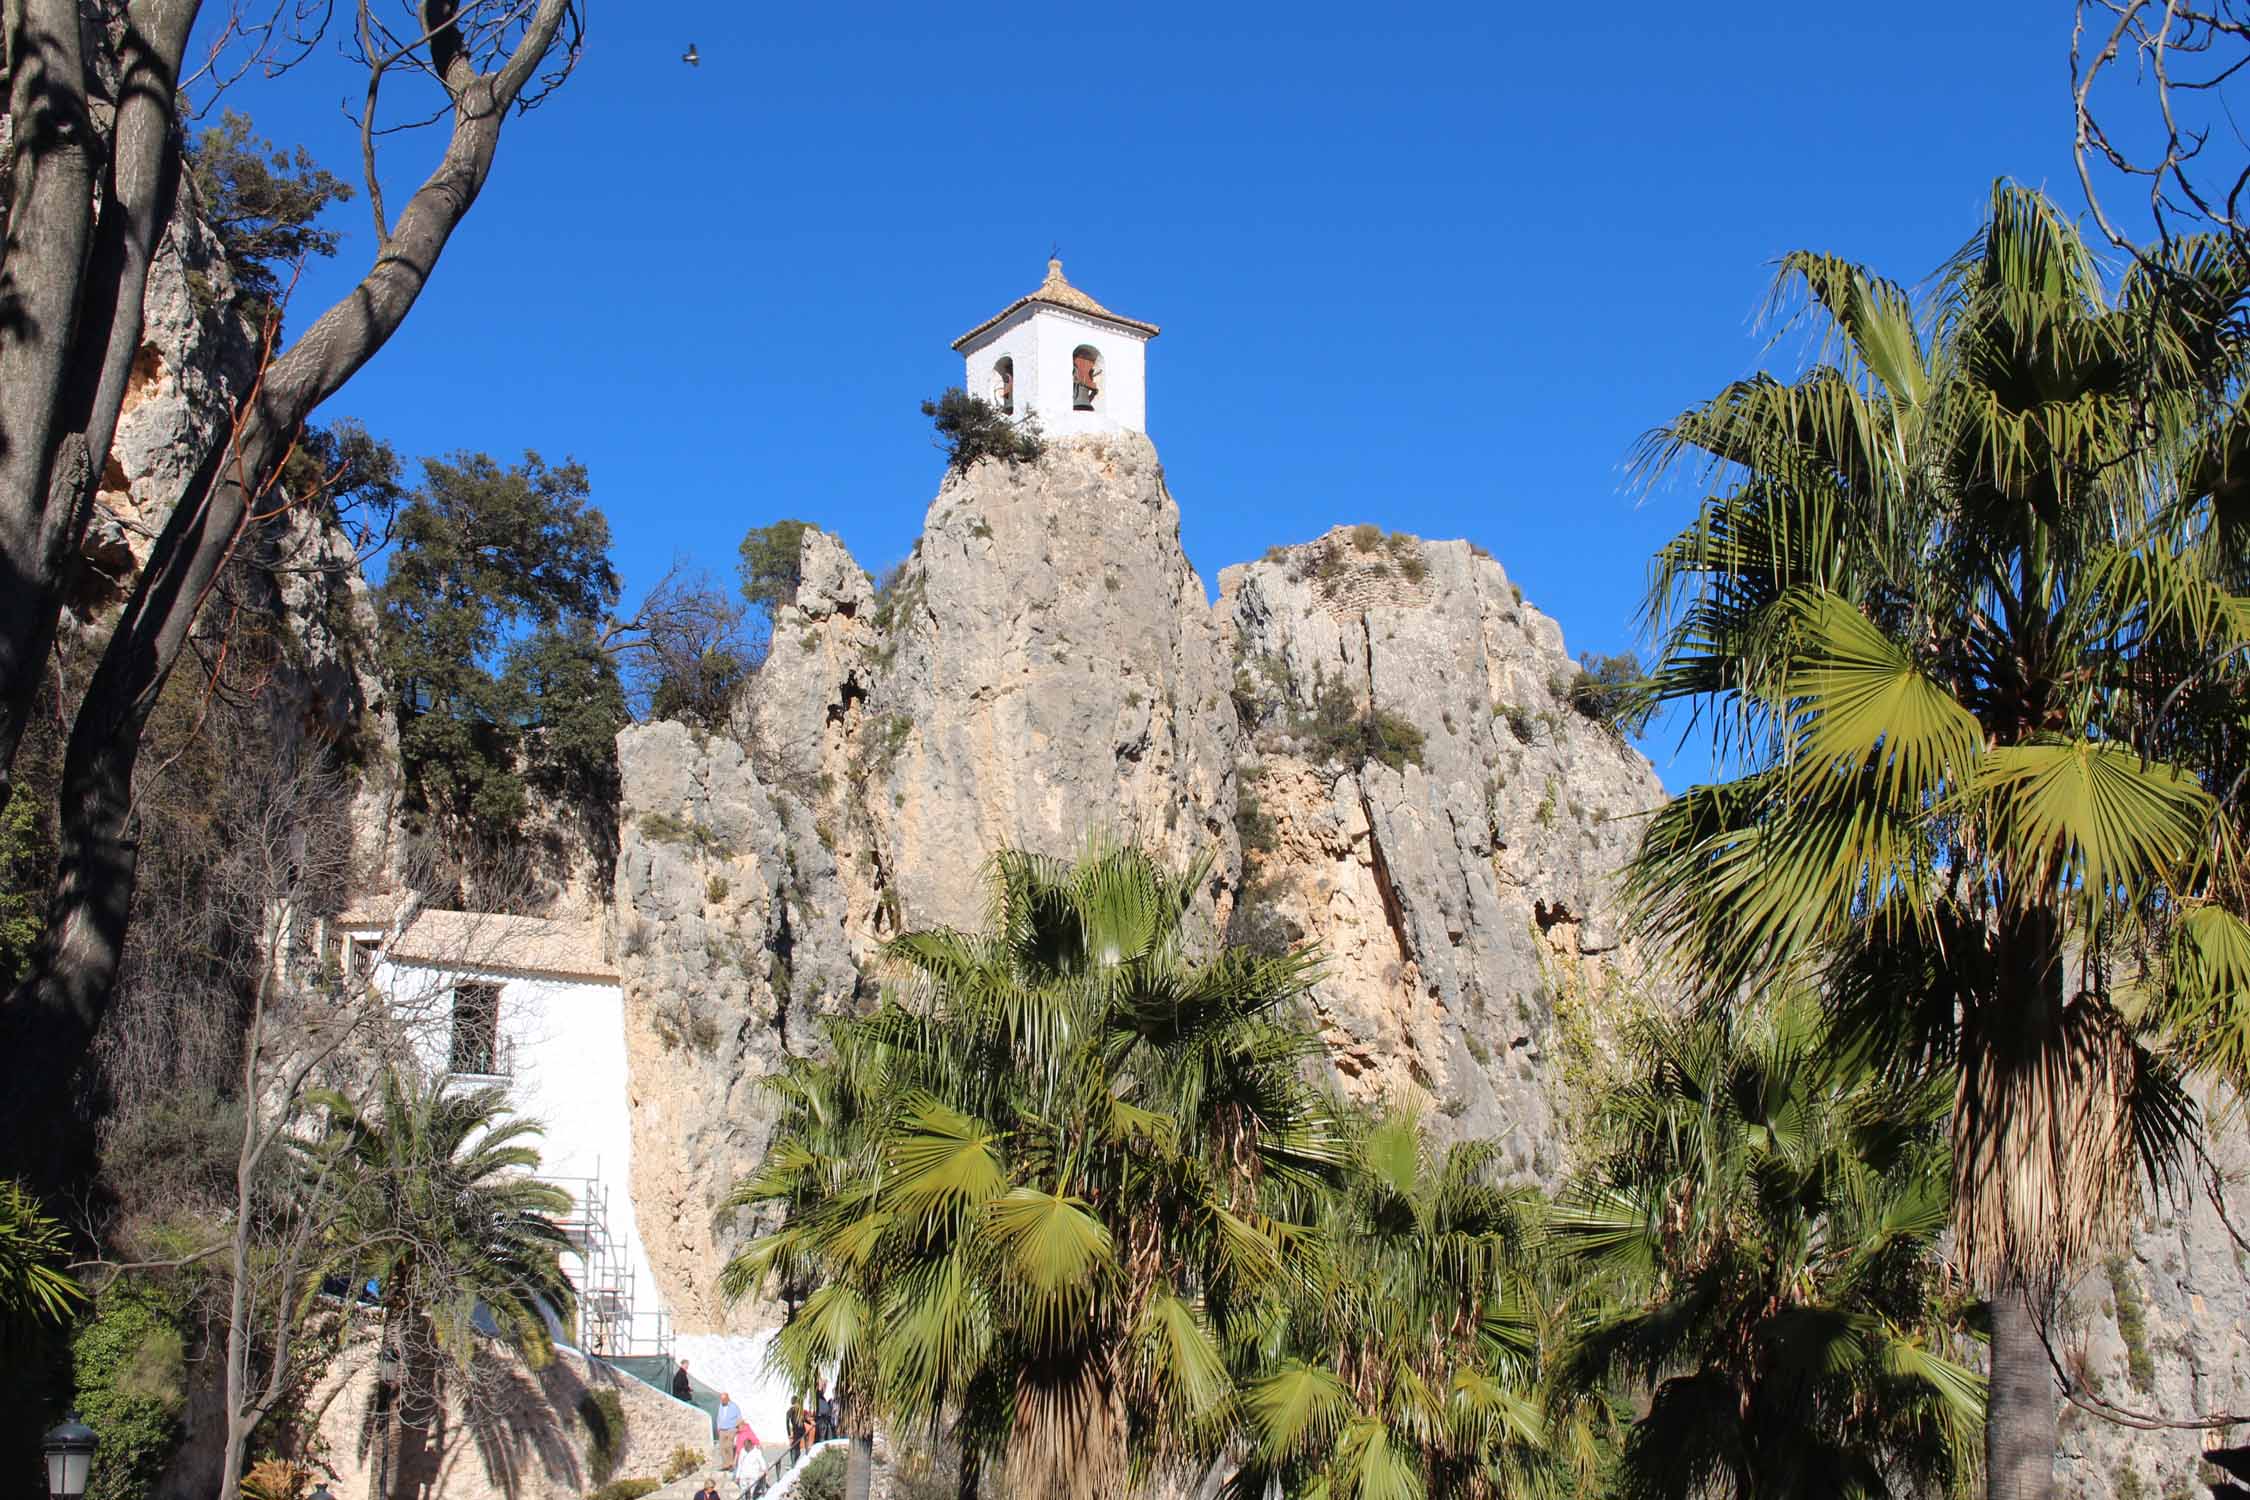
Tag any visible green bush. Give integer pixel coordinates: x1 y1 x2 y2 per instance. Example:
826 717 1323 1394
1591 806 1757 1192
922 388 1044 472
73 1286 188 1500
660 1447 703 1484
1292 674 1426 773
1564 651 1653 736
738 519 811 622
578 1388 628 1486
586 1479 659 1500
794 1448 847 1500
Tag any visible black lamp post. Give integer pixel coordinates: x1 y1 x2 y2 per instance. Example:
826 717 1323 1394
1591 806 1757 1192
41 1414 97 1500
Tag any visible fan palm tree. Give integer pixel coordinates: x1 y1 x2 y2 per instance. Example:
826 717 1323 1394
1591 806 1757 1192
312 1068 575 1500
1550 998 1982 1500
1627 180 2250 1500
0 1176 81 1336
1228 1111 1561 1500
724 843 1342 1500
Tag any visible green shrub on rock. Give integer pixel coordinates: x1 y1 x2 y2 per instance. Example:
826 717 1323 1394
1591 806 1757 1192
72 1286 188 1500
921 388 1043 472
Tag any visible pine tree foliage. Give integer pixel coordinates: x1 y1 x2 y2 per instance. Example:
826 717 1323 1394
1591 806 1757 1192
184 111 354 321
377 451 624 849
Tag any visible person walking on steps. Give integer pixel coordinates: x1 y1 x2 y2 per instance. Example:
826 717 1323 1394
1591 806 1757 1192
786 1398 807 1463
713 1391 741 1466
672 1360 694 1402
732 1421 767 1498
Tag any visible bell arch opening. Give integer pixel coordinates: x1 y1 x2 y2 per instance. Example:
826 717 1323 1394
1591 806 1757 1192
1071 345 1101 411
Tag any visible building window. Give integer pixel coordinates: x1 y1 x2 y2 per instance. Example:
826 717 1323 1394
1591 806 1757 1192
1071 345 1101 411
449 982 502 1076
993 356 1014 414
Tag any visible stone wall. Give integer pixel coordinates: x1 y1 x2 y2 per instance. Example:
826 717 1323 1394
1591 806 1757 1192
309 1341 709 1500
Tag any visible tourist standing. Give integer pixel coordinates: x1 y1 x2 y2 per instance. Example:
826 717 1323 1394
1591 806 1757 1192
786 1398 807 1462
814 1381 836 1443
672 1360 694 1402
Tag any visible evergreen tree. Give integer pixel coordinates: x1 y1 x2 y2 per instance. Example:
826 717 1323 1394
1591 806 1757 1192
377 451 622 855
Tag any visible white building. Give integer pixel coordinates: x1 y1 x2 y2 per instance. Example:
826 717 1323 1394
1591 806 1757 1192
333 903 670 1361
334 899 804 1442
952 258 1159 437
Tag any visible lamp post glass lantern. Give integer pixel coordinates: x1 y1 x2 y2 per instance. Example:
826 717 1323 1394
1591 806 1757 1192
42 1413 97 1500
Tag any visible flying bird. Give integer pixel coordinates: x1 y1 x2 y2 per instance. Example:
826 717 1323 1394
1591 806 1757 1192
682 43 699 65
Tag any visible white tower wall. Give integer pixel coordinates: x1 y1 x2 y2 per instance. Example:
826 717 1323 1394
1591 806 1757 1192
960 308 1148 438
953 260 1155 438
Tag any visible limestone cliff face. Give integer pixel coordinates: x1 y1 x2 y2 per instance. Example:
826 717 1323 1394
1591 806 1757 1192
616 435 1242 1331
613 439 1659 1325
754 432 1239 932
613 721 860 1331
1217 527 1664 1174
610 438 2250 1499
76 203 261 614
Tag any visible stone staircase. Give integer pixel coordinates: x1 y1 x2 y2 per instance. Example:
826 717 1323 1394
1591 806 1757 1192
641 1440 848 1500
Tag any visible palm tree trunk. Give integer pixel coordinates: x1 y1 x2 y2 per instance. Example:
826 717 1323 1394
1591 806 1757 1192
1986 1282 2055 1500
1965 902 2066 1500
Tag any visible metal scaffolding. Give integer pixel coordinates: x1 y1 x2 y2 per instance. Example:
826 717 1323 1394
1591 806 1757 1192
542 1165 672 1358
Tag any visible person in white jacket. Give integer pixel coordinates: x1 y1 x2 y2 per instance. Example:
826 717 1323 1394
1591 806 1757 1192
731 1423 767 1498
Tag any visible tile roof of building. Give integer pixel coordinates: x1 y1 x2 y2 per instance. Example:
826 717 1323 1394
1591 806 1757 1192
338 899 615 981
951 258 1161 351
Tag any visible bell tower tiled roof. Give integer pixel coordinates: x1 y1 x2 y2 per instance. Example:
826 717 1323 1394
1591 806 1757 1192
951 258 1160 351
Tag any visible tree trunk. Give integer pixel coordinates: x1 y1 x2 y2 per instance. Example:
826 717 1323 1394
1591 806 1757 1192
1957 902 2079 1500
0 0 200 804
846 1435 872 1500
0 0 99 796
1986 1282 2056 1500
0 0 577 1188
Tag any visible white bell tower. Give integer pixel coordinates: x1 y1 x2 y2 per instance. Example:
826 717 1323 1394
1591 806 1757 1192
951 259 1159 438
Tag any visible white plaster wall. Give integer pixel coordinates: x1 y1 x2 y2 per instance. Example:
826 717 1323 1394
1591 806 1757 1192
370 957 668 1356
960 305 1147 436
671 1329 800 1447
967 315 1041 418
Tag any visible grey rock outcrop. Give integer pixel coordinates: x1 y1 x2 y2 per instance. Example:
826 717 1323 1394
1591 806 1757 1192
76 189 261 615
1218 527 1664 1172
614 720 862 1331
614 441 1663 1329
2055 1107 2250 1500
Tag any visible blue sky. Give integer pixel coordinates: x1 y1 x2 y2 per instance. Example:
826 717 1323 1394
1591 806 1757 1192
225 1 2083 787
